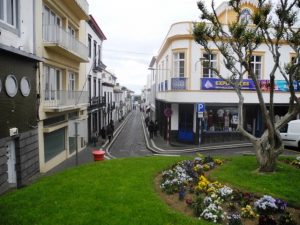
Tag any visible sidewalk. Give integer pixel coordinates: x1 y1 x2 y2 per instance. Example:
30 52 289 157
46 116 128 176
141 113 251 153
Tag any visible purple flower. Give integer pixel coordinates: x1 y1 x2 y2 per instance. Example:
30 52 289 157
275 199 287 212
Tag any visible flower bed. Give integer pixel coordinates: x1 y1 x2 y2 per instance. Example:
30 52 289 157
159 156 299 225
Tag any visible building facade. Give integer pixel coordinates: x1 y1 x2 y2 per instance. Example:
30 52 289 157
0 0 41 194
36 0 90 172
150 1 299 145
86 15 106 142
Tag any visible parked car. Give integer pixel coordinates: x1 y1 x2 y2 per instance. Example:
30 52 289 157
280 120 300 149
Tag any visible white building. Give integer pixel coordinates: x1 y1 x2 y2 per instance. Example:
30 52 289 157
149 1 299 144
86 15 107 141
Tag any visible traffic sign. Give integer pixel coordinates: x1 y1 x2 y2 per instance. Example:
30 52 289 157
197 103 205 112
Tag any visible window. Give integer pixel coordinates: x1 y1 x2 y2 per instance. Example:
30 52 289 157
88 35 92 58
98 44 101 65
250 55 262 79
93 40 97 63
43 6 61 41
0 0 17 27
68 72 75 91
240 8 252 24
173 52 185 78
44 65 61 100
88 75 91 100
98 79 101 97
93 77 96 96
203 53 217 78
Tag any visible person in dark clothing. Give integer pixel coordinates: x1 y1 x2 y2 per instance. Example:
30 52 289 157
92 131 98 147
107 120 114 143
154 120 158 137
148 120 155 139
100 127 106 139
145 116 150 127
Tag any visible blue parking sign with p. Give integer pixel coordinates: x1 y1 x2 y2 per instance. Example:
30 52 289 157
197 103 205 112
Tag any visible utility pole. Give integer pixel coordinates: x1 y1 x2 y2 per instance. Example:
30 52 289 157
75 121 79 166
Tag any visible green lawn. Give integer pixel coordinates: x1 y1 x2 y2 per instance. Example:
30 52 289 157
0 156 299 225
209 155 300 207
0 156 209 225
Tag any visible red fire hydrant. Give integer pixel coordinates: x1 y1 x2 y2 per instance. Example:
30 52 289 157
92 149 105 161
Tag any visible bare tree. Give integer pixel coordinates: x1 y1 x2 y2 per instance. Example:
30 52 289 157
193 0 300 172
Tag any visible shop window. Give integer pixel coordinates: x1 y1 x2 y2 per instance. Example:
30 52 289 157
203 106 238 132
249 55 262 79
44 128 65 162
202 53 217 78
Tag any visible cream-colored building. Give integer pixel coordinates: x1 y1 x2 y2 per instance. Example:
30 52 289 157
36 0 90 172
149 0 300 145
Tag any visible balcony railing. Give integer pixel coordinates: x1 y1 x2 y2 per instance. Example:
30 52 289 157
89 96 105 109
43 24 88 61
171 78 188 90
44 90 88 108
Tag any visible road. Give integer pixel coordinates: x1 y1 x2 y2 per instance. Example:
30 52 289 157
108 110 152 158
108 110 299 158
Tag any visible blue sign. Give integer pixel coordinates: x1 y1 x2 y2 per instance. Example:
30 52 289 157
201 78 255 90
197 103 205 112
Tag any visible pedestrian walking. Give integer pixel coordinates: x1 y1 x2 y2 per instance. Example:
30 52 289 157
145 116 150 127
92 131 98 147
107 120 115 143
154 120 158 137
101 126 106 139
148 120 155 139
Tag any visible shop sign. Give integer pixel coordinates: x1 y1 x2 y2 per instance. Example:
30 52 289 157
201 78 300 92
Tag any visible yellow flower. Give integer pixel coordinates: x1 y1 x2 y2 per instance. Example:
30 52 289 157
214 159 223 165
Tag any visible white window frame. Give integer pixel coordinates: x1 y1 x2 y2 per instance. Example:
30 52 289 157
202 53 217 78
0 0 19 34
68 72 76 92
250 55 262 79
173 52 185 78
44 65 61 101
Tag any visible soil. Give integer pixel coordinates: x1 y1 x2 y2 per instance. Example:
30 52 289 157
154 173 300 225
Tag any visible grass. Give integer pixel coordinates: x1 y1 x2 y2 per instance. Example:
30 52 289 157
0 156 210 225
209 155 300 207
0 155 299 225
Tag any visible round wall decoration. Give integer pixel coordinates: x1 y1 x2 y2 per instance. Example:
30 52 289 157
5 75 18 97
20 77 31 97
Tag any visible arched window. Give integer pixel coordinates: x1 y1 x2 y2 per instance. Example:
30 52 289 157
240 8 252 24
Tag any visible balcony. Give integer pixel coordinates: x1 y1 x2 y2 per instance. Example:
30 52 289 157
61 0 89 20
93 60 106 72
88 96 105 110
43 25 88 62
171 78 188 90
44 90 88 112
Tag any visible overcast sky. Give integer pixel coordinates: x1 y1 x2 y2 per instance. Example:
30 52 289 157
88 0 203 94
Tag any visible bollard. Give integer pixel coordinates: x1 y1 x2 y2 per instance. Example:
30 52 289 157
92 149 105 161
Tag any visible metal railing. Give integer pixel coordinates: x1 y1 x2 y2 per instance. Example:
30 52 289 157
44 90 88 108
43 24 88 60
171 77 188 90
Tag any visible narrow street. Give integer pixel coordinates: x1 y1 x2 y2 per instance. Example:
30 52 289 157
108 110 152 158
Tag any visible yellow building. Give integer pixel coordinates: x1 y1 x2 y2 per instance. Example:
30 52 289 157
35 0 90 172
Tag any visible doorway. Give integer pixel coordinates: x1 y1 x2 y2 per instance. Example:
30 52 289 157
6 140 16 185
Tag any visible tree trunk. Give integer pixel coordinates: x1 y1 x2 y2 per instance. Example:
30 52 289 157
254 141 281 172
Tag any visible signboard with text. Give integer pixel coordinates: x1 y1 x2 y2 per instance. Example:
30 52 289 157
201 78 300 92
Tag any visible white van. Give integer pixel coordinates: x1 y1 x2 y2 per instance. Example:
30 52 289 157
280 120 300 149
